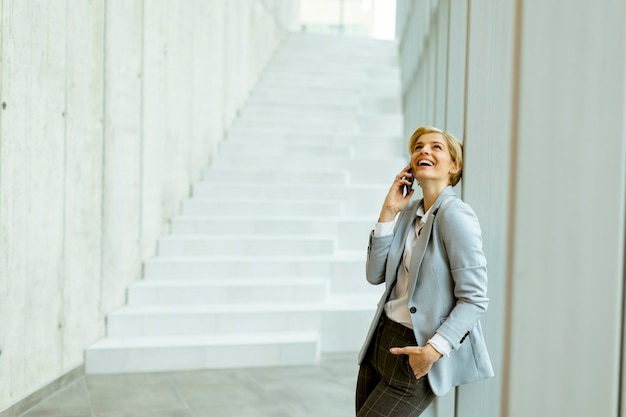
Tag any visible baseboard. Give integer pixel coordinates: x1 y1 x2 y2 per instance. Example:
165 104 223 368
0 365 84 417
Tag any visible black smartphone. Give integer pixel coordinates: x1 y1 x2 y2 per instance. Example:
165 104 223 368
402 169 414 196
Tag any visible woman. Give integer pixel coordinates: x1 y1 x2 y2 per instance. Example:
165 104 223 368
355 126 494 416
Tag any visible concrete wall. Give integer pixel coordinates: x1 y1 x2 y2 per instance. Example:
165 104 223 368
0 0 297 410
396 1 626 416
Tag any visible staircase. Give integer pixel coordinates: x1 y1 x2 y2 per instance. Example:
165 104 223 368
85 33 406 374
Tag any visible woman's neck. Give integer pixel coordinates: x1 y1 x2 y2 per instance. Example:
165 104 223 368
420 182 449 212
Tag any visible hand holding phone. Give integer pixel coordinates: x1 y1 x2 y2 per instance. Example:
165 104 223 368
402 169 414 196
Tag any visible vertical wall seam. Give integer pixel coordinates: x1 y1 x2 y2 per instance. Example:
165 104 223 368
455 5 472 415
0 1 4 289
461 0 470 143
138 0 145 271
617 156 626 417
60 0 69 368
187 3 194 193
443 0 451 130
500 0 524 416
618 23 626 415
98 0 107 321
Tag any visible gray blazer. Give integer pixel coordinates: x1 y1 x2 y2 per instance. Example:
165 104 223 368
358 186 494 396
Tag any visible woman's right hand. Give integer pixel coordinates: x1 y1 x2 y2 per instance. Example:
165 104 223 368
378 165 414 222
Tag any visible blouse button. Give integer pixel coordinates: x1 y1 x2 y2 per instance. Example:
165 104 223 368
409 307 417 314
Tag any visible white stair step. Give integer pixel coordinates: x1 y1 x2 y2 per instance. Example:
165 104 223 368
208 154 351 170
346 157 408 185
168 216 374 251
259 69 368 83
169 216 346 236
106 303 327 337
144 256 335 279
202 167 348 184
157 235 336 256
128 278 329 305
357 114 403 135
231 116 357 131
170 216 342 236
221 131 403 158
233 112 359 126
85 331 320 374
238 100 358 114
268 56 390 71
189 184 387 216
265 59 371 73
353 136 405 158
360 96 402 114
246 93 360 107
209 152 405 173
262 63 399 81
255 79 364 95
224 128 356 145
238 104 359 121
320 295 382 352
328 255 375 295
106 301 376 338
276 41 397 58
221 123 358 136
143 255 366 283
253 82 362 97
217 141 354 158
232 119 359 135
181 199 343 217
192 183 345 200
278 36 397 58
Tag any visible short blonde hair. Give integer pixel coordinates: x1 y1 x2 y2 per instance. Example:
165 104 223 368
407 126 463 186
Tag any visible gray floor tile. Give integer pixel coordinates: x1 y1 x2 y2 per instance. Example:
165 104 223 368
18 353 359 417
20 380 91 417
20 410 91 417
85 373 186 415
93 410 193 417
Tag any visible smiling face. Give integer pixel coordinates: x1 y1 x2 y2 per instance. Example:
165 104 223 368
409 132 461 188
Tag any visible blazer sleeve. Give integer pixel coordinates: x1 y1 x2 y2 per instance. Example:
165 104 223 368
436 199 489 350
365 230 394 285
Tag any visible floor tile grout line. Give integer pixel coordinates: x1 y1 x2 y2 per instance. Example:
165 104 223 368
167 373 197 417
81 377 96 417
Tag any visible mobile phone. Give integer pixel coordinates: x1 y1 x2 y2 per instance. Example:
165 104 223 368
402 169 414 196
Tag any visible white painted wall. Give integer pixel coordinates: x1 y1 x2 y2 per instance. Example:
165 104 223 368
396 1 626 416
0 0 297 410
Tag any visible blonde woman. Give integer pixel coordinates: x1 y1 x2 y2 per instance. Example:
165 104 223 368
355 126 494 416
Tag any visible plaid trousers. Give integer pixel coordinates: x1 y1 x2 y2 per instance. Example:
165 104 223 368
355 313 435 416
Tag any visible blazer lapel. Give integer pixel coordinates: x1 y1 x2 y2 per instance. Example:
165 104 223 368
407 187 456 291
385 200 420 286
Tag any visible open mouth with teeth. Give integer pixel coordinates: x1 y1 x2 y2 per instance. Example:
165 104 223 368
417 159 434 167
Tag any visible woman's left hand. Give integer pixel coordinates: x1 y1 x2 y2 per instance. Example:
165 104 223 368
389 344 443 380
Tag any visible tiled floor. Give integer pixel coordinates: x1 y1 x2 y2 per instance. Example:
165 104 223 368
19 353 358 417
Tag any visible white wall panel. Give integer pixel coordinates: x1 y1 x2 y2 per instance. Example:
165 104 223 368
505 2 626 416
101 0 143 315
459 1 516 416
0 0 37 406
62 0 105 371
397 1 626 416
140 0 168 260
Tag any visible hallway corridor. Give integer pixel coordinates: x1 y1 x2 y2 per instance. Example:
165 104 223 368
18 353 356 417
